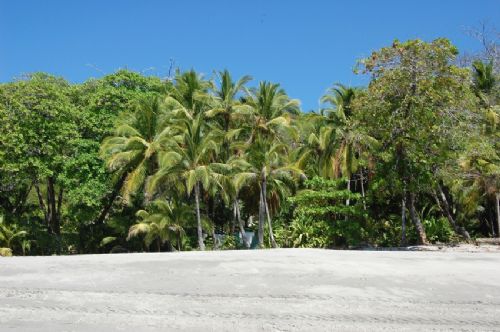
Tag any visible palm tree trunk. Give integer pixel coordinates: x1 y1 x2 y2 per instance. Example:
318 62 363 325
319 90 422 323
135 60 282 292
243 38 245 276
344 177 351 222
359 170 366 210
346 178 351 207
263 195 278 248
496 193 500 239
212 227 218 250
433 185 471 241
261 177 277 248
401 196 407 246
194 182 205 251
408 192 428 245
258 184 265 248
235 200 250 248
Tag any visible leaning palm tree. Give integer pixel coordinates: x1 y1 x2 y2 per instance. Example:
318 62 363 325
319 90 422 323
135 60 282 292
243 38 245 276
148 114 222 250
100 96 170 204
127 199 192 251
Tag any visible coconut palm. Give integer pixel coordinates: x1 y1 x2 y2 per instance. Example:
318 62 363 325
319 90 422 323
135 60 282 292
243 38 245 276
127 199 192 251
100 96 170 204
164 70 211 117
458 142 500 237
321 84 377 207
472 60 498 108
230 82 301 247
0 215 27 254
206 70 252 131
321 83 357 120
234 140 303 248
294 113 337 179
243 81 301 144
148 114 222 250
472 61 496 93
204 70 253 164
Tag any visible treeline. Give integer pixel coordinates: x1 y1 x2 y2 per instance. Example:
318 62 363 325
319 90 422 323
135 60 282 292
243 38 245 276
0 38 498 255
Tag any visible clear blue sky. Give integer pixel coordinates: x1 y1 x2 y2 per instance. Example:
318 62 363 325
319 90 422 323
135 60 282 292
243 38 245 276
1 0 499 111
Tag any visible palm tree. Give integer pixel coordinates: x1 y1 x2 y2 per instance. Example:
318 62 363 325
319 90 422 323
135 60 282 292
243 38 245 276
127 199 192 251
321 84 359 180
458 143 500 237
472 61 496 93
294 113 337 179
206 70 252 132
0 215 27 254
148 114 221 250
230 82 301 248
472 60 497 109
243 81 301 144
212 158 253 248
321 83 357 120
235 140 302 248
321 84 376 207
100 96 170 205
164 70 211 117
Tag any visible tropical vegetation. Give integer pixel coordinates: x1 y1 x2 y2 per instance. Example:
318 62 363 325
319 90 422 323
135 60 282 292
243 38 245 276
0 37 498 255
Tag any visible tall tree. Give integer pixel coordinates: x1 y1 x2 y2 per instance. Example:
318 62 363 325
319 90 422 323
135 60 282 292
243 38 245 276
100 96 170 207
356 39 475 245
234 82 301 247
148 114 221 250
0 73 78 251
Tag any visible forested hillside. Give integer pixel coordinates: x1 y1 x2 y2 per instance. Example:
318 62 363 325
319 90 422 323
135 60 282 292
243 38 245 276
0 38 498 255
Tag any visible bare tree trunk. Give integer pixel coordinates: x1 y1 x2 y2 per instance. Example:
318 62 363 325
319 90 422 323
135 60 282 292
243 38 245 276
433 185 471 241
496 193 500 238
408 192 428 245
46 179 54 230
34 182 51 233
258 184 265 248
94 172 128 225
401 196 407 246
262 182 278 248
235 200 250 248
47 177 61 254
194 182 205 251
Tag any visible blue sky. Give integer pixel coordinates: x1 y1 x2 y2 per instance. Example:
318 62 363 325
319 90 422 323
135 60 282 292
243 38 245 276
1 0 498 111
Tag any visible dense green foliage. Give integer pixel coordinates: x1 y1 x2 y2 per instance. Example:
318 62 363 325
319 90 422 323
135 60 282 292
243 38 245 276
0 38 498 255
